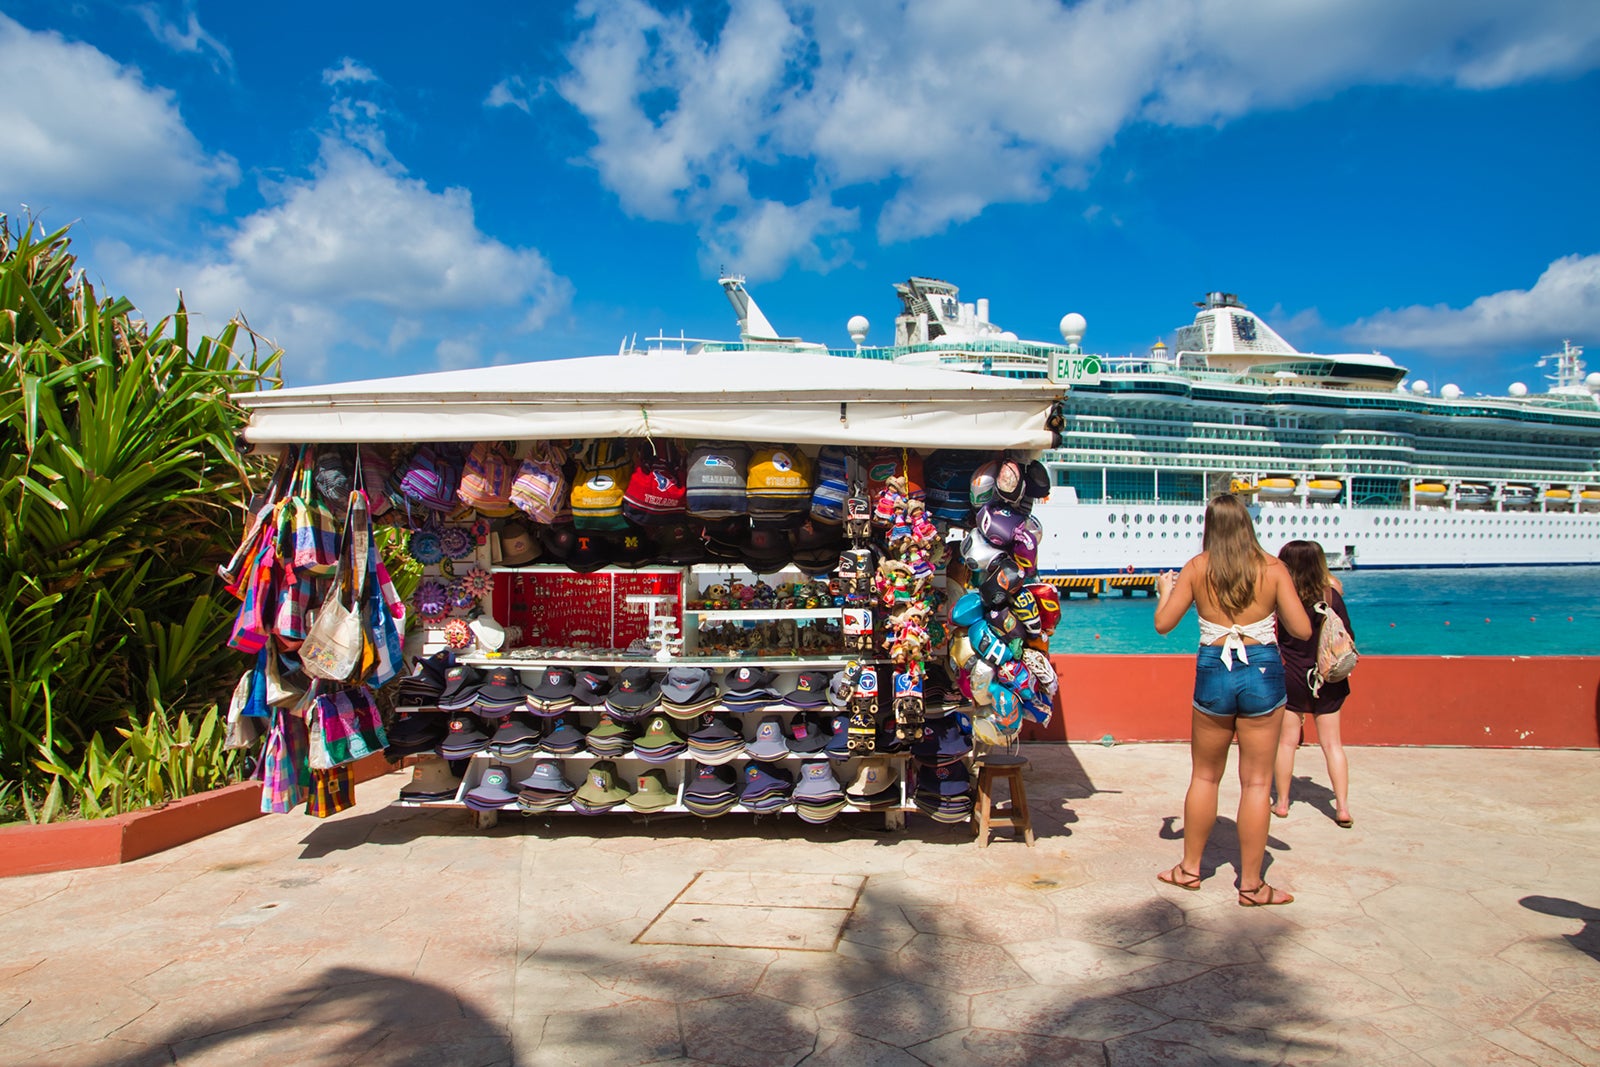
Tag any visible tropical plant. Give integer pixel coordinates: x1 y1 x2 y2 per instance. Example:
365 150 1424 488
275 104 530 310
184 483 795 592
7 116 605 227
1 213 280 817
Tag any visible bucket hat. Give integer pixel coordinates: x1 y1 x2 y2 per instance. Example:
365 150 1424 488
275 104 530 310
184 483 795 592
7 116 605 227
529 666 576 703
911 715 971 762
566 531 614 573
605 666 660 716
739 762 794 812
741 526 794 572
585 715 637 757
846 757 901 809
782 670 832 708
465 765 518 810
386 713 448 758
516 759 575 797
686 713 745 764
722 665 781 705
786 711 830 754
537 523 578 564
915 759 973 797
792 760 845 802
477 666 529 704
487 715 541 758
440 715 491 758
497 520 540 566
633 714 687 763
539 716 586 755
824 712 853 761
683 762 739 816
650 521 705 565
570 668 612 707
626 768 676 813
399 758 462 803
744 715 791 761
437 665 486 711
612 526 657 568
572 760 631 813
660 666 716 707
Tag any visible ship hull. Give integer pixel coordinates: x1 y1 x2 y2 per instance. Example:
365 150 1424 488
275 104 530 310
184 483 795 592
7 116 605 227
1033 496 1600 572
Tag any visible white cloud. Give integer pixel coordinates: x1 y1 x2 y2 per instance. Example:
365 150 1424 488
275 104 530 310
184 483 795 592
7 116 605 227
0 12 237 216
557 0 1600 273
1346 254 1600 353
102 135 572 381
323 58 378 85
134 2 233 72
486 75 538 114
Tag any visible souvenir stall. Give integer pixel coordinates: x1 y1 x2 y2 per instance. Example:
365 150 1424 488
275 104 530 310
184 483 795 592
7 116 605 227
222 351 1065 828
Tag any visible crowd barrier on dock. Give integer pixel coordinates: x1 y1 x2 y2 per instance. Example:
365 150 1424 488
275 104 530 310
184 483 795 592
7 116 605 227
1024 655 1600 749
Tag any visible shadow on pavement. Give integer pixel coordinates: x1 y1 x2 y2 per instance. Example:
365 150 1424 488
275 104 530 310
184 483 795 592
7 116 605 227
516 878 1335 1065
84 967 511 1067
1157 814 1291 887
1520 895 1600 963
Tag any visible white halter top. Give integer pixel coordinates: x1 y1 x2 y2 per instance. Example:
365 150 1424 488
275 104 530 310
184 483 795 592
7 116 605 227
1197 614 1278 670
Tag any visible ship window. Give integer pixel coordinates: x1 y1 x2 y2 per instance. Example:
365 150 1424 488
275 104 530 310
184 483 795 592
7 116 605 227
1134 514 1142 524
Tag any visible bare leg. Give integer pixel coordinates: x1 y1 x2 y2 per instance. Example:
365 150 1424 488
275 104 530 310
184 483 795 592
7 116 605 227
1235 707 1285 893
1315 711 1351 822
1272 710 1303 817
1179 707 1236 877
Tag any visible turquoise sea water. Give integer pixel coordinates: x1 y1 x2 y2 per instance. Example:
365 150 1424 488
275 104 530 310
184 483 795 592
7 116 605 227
1047 565 1600 656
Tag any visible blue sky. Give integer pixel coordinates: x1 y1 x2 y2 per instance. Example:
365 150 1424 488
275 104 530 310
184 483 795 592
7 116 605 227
3 1 1598 395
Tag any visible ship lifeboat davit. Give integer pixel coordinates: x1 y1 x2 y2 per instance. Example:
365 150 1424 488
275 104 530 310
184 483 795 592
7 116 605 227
1413 482 1448 504
1456 482 1492 506
1306 478 1342 502
1502 484 1535 509
1256 476 1297 500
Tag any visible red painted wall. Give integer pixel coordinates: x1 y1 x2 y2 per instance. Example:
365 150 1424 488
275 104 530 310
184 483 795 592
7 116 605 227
1024 655 1600 749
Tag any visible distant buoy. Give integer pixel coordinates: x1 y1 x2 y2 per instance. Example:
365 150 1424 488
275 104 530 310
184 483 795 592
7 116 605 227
1485 618 1491 623
1444 621 1450 626
1568 616 1574 622
1531 616 1537 622
1389 622 1395 628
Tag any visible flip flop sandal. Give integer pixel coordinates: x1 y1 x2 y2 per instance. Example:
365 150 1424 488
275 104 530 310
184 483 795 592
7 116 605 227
1157 865 1202 891
1238 883 1294 907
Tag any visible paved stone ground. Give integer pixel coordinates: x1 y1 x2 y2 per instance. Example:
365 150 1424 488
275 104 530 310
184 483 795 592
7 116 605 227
2 743 1598 1066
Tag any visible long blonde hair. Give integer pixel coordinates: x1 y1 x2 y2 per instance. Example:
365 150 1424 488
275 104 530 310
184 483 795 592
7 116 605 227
1279 539 1332 615
1202 493 1267 616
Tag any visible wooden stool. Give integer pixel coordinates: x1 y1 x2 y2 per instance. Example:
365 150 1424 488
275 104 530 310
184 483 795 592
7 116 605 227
974 753 1035 847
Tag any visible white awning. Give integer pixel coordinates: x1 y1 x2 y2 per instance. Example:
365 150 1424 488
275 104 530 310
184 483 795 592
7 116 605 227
234 351 1064 450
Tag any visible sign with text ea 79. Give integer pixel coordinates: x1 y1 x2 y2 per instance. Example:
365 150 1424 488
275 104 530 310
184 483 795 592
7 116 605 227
1048 353 1103 385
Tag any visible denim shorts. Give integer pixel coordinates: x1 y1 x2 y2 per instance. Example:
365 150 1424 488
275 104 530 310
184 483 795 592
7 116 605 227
1192 644 1286 718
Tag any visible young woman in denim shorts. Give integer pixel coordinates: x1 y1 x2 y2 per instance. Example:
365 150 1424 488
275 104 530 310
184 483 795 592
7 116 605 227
1153 494 1312 906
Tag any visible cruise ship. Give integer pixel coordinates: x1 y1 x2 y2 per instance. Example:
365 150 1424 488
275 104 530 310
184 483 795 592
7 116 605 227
647 277 1600 571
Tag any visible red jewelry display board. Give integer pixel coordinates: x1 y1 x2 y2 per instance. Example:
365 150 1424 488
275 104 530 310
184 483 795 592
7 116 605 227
491 570 683 650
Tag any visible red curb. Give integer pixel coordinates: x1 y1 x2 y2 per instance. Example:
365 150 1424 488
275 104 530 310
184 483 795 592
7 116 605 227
0 751 398 878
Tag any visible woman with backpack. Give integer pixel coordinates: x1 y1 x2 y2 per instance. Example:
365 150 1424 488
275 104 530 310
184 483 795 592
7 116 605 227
1153 494 1312 907
1273 540 1356 828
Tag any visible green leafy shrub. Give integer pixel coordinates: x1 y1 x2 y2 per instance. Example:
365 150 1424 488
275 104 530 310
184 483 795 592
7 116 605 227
1 215 279 821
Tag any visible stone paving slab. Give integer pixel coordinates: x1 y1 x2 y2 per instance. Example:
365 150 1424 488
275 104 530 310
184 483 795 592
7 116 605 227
1 743 1597 1066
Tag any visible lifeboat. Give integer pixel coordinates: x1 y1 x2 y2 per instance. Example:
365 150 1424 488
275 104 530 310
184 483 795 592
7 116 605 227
1256 476 1297 500
1306 478 1342 502
1502 484 1535 509
1456 483 1492 506
1413 482 1448 504
1544 487 1573 506
1580 487 1600 510
1229 477 1258 494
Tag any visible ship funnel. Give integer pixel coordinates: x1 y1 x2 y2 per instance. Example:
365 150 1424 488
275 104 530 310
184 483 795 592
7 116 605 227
719 275 781 341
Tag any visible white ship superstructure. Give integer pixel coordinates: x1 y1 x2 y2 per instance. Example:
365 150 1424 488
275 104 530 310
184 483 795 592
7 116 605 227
647 278 1600 571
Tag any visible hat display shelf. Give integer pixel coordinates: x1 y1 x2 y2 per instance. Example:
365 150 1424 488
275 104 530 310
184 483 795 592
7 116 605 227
365 445 1063 834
